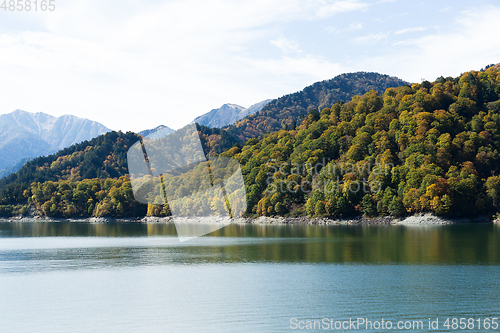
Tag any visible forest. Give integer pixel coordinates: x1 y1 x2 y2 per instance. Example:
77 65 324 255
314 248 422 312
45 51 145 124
1 66 500 219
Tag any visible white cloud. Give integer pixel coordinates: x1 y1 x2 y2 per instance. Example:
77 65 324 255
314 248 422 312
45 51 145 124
394 27 428 35
326 22 363 34
357 6 500 82
349 22 365 31
1 0 498 132
0 0 372 131
351 32 389 45
314 0 370 18
270 37 302 54
251 55 345 79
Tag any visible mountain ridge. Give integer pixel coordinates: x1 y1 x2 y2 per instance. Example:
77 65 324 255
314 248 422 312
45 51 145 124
192 100 272 128
138 125 175 138
226 72 409 142
0 71 406 191
0 109 111 175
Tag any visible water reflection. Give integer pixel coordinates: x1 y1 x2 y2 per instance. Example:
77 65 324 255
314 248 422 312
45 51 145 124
1 222 500 268
1 222 499 333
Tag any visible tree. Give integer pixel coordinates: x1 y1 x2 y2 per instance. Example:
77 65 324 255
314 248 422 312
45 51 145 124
314 201 326 216
361 194 376 217
388 197 405 217
274 202 286 215
486 175 500 208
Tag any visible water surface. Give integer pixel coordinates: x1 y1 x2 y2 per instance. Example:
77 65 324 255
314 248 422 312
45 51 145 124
1 222 499 332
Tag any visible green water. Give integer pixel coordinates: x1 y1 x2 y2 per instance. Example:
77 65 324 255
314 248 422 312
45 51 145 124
1 222 500 332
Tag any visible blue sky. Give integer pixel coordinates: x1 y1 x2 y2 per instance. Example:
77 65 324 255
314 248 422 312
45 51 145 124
1 0 500 132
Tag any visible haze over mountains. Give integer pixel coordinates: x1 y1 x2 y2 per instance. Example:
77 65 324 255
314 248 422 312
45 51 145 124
0 109 111 176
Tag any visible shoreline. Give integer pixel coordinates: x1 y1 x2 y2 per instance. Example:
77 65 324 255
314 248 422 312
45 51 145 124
0 213 496 225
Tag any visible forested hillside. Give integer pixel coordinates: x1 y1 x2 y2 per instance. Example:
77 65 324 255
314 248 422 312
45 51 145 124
229 67 500 218
0 131 143 217
225 72 408 142
0 131 139 188
147 67 500 219
0 126 238 217
2 67 500 219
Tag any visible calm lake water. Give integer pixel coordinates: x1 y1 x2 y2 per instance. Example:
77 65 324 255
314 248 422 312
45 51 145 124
1 222 500 332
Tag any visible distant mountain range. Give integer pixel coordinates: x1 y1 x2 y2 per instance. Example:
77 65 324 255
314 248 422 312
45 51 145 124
0 109 111 177
192 100 272 128
3 65 500 220
152 73 407 137
0 71 409 189
0 73 408 181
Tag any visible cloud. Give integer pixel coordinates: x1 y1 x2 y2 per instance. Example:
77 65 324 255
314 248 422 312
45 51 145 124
250 55 346 82
326 22 364 34
2 0 497 132
394 27 428 35
0 0 374 131
351 32 389 45
357 6 500 82
314 0 370 18
270 37 302 54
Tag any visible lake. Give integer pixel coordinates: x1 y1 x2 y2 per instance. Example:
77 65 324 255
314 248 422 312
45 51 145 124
1 222 500 332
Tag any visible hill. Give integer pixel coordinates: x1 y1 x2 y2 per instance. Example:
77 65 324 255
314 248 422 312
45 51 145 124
225 72 408 142
229 68 500 218
0 130 145 216
0 130 140 187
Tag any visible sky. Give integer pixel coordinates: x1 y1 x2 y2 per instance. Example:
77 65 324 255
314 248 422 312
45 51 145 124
1 0 500 132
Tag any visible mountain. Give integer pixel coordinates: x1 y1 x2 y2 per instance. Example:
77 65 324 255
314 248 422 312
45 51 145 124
2 67 500 219
0 130 145 217
227 67 500 218
237 99 273 122
192 100 271 128
0 110 111 175
138 125 175 138
0 130 140 189
0 72 407 186
226 72 409 142
0 157 31 179
482 63 500 71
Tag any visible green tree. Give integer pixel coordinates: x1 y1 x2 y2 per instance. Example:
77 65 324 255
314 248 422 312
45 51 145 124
314 201 326 216
388 197 405 217
361 194 376 217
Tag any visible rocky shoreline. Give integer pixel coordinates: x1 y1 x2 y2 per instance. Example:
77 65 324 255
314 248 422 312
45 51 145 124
0 213 496 225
